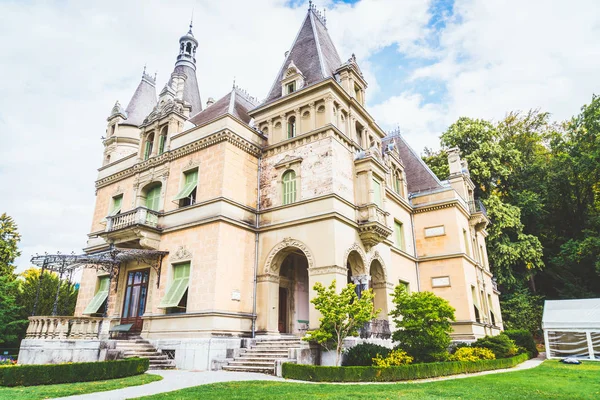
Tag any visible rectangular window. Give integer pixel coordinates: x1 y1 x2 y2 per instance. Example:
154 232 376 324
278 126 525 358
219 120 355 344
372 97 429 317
488 294 495 325
463 229 471 257
372 178 382 207
83 276 110 315
286 81 296 94
472 286 481 322
282 170 297 205
109 194 123 216
399 280 410 293
394 220 405 251
479 245 485 265
174 169 198 208
159 262 191 310
145 186 161 211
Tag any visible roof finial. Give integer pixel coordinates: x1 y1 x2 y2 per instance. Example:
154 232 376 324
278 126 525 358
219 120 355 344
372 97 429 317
323 8 326 25
143 64 147 75
233 76 236 89
189 9 194 34
308 0 313 10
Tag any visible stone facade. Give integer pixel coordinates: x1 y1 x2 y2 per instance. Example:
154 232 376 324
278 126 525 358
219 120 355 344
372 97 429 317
68 8 503 370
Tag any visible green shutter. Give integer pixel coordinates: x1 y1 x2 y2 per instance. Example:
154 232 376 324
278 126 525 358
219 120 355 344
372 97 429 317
83 276 110 314
282 171 296 205
144 140 152 160
158 135 166 154
287 120 295 138
145 186 161 211
109 195 123 216
173 170 199 201
373 179 382 207
394 221 404 250
158 263 190 308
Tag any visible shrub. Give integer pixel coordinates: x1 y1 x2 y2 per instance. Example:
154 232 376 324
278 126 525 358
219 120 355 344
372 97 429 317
449 347 495 362
343 343 390 366
472 334 518 358
0 357 149 387
282 353 528 382
373 349 413 367
389 286 456 363
505 329 538 358
449 342 471 354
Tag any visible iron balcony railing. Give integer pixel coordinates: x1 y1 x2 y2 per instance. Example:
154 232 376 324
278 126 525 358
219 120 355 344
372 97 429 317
468 199 487 217
105 207 161 232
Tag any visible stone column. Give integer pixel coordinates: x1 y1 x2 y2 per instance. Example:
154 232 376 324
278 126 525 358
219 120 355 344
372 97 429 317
294 108 301 136
325 97 334 125
309 103 316 131
256 273 280 335
279 114 286 141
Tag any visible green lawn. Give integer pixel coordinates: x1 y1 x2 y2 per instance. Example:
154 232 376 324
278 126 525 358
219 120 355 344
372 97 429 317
137 361 600 400
0 373 162 400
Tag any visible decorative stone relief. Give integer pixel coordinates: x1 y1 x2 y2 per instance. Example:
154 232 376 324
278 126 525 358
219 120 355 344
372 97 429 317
263 237 314 274
170 245 192 261
344 243 367 271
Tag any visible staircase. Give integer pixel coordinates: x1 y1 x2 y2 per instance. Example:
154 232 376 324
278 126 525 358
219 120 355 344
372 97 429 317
222 337 301 374
115 338 175 370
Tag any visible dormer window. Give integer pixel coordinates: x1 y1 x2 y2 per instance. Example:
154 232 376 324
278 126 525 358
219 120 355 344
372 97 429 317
281 61 305 97
286 81 296 94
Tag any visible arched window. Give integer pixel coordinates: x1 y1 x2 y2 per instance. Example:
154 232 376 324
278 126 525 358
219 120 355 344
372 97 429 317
144 134 154 160
282 170 297 205
287 116 296 139
158 126 167 155
185 42 192 54
145 185 162 211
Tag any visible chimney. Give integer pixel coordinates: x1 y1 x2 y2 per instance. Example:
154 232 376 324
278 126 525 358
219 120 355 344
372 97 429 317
206 97 215 107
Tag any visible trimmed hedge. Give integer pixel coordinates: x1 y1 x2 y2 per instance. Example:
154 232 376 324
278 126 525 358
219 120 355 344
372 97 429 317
282 353 528 382
0 357 149 387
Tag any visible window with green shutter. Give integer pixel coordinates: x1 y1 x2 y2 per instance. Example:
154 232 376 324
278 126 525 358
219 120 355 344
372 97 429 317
109 195 123 216
159 262 191 309
287 117 296 138
282 170 297 205
394 220 405 250
83 276 110 315
174 169 198 208
145 185 161 211
158 134 166 155
144 137 153 160
372 178 382 207
399 280 410 293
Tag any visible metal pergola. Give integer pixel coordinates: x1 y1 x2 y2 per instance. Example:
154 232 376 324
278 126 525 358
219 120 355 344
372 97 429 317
30 247 168 318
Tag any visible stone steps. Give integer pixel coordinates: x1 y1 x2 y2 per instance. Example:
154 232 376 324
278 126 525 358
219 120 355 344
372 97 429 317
223 337 301 375
115 338 175 370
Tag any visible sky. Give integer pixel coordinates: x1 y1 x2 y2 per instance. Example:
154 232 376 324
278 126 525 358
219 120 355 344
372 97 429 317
1 0 599 272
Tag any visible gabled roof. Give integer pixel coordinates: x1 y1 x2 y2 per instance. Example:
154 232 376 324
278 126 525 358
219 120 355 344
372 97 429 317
263 8 342 104
122 72 157 127
383 132 443 194
189 86 258 127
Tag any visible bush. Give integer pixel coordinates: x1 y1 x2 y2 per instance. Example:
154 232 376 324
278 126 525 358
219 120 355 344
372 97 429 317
342 343 390 366
505 329 538 358
0 358 149 387
282 353 528 382
472 334 518 358
373 349 413 367
449 347 495 362
449 342 471 354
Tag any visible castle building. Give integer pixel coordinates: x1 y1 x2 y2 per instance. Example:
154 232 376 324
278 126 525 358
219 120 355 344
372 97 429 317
24 5 502 371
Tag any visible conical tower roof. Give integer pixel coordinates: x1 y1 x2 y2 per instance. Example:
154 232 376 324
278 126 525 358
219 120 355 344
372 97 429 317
122 69 157 127
170 22 202 114
263 4 342 104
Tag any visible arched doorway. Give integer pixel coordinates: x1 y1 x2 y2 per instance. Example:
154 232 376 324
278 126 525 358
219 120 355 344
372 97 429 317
347 250 368 297
278 251 309 334
369 259 388 317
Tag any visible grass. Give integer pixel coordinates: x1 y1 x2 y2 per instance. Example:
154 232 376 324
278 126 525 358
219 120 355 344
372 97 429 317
137 361 600 400
0 373 162 400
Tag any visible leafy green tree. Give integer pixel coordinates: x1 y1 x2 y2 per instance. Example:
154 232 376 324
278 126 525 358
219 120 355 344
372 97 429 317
17 268 78 318
304 280 379 366
0 213 21 277
390 286 455 363
500 287 544 336
0 276 27 346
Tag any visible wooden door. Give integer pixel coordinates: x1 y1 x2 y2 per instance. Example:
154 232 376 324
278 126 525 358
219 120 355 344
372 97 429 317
121 269 150 332
278 287 288 334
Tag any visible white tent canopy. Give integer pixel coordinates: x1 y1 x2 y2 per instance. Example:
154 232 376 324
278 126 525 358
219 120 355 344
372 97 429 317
543 299 600 361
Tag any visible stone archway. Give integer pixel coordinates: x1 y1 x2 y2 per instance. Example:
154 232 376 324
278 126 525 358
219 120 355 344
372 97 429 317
257 238 314 335
345 244 369 297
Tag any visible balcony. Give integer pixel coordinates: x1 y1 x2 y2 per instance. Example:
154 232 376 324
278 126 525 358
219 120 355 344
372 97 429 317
468 199 489 230
356 204 392 250
100 207 162 249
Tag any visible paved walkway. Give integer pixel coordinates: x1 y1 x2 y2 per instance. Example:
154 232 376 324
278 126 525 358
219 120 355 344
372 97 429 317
58 355 546 399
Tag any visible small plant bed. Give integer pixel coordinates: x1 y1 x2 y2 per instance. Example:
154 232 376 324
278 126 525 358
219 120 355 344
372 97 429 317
0 357 149 387
0 373 162 400
134 360 600 399
282 353 528 382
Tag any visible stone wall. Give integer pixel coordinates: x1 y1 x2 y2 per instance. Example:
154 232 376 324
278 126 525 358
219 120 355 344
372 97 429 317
18 339 115 365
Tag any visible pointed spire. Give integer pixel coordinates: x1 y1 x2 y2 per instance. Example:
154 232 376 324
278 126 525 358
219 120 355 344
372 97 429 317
170 21 202 113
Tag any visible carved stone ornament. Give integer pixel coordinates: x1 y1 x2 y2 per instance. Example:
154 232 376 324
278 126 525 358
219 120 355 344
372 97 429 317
264 237 314 274
344 243 367 273
171 245 192 261
367 250 387 282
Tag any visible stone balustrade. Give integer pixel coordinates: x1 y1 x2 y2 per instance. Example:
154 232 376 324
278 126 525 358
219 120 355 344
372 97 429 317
25 316 108 340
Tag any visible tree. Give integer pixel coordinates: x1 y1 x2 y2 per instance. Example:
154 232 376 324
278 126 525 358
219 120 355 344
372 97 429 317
0 275 27 346
304 280 379 366
0 213 21 277
500 287 544 336
17 268 78 318
390 286 455 363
